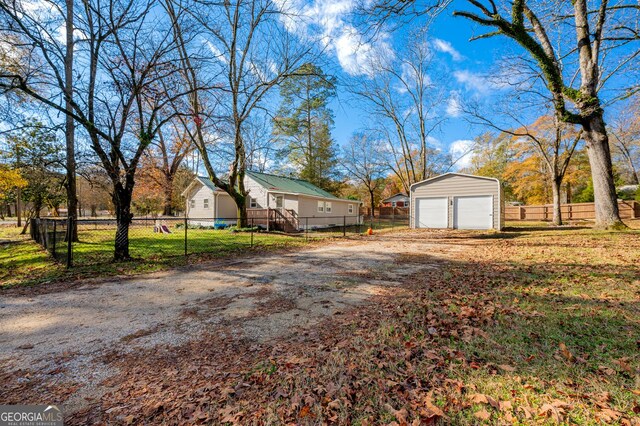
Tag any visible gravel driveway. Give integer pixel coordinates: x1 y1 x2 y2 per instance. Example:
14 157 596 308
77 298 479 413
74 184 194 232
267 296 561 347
0 231 456 415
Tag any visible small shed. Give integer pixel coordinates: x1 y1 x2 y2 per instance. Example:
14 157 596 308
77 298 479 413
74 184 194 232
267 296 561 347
410 173 503 230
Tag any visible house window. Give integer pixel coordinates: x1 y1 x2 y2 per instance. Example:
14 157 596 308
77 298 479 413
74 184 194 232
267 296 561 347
203 199 210 209
392 201 397 207
189 199 195 209
317 201 324 213
348 204 354 214
325 202 332 213
249 197 257 208
275 195 283 208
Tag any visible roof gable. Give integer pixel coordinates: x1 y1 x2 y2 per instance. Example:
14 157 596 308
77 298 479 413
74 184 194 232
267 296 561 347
181 176 224 198
184 172 347 201
246 171 339 200
410 173 499 190
383 193 409 202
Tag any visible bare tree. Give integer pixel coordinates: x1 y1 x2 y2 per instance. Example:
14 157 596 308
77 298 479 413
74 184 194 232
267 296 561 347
452 0 639 228
143 122 194 216
64 0 77 246
360 0 639 228
1 0 187 260
166 0 314 227
352 35 448 193
341 131 388 216
610 99 640 185
476 113 582 225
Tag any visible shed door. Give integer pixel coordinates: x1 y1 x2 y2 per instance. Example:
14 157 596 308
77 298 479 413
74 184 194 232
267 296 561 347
415 197 448 228
454 196 493 229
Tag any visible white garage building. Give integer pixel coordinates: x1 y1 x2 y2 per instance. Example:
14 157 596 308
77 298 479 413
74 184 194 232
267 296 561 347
410 173 503 230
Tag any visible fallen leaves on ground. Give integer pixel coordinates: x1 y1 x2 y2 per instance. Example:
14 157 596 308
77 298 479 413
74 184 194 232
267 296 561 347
4 228 640 425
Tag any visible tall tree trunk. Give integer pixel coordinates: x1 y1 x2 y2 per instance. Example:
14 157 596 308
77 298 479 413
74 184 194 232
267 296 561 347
65 0 78 242
551 177 563 226
369 189 375 218
582 114 623 228
162 174 174 216
231 192 247 228
16 186 21 227
113 186 133 261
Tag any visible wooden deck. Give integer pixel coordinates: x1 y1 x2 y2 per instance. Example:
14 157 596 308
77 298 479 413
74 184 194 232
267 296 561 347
247 209 299 232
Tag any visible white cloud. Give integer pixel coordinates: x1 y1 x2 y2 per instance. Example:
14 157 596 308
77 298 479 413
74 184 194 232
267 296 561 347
446 91 463 117
274 0 393 76
453 69 515 95
205 41 228 64
453 70 491 94
432 38 463 61
449 139 475 170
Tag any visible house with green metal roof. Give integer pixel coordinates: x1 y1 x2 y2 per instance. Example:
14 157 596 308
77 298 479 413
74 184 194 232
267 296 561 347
182 171 362 230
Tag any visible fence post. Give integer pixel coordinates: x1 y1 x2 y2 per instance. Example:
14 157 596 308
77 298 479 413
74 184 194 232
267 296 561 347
251 218 254 248
66 216 73 268
52 220 57 260
184 216 188 257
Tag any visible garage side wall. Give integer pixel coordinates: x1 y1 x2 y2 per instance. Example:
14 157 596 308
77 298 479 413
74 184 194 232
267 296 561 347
411 175 502 230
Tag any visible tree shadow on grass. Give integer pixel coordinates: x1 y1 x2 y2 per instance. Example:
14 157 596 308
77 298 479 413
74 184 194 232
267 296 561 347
402 253 640 422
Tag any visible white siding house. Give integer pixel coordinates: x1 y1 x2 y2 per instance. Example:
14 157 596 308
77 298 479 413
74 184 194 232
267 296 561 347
182 177 238 226
183 171 362 230
410 173 504 230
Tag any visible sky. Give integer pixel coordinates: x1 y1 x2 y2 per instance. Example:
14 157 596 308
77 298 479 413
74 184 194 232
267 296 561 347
285 0 516 170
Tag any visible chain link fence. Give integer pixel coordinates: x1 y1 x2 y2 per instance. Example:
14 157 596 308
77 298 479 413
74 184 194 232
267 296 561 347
29 217 70 263
30 214 410 267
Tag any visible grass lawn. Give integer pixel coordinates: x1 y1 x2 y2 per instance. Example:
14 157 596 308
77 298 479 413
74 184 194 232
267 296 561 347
1 218 409 288
0 224 307 288
70 222 640 425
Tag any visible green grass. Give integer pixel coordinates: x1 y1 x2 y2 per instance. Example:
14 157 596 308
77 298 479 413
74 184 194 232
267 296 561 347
2 218 408 289
0 224 309 288
0 226 66 287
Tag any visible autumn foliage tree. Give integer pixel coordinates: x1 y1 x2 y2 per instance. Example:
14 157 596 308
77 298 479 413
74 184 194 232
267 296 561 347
452 0 638 228
508 116 583 225
0 165 26 219
140 125 194 216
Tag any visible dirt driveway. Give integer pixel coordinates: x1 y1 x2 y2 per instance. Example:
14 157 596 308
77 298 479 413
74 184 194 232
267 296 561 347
0 231 459 415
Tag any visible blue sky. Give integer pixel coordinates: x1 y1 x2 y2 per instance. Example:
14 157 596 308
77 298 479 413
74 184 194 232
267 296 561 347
307 2 515 168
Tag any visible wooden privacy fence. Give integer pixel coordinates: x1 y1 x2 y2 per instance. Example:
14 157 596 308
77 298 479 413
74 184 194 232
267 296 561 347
505 200 640 221
364 207 410 217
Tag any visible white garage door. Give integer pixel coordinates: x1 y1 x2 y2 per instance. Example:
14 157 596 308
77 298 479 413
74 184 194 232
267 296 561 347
454 196 493 229
415 197 448 228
